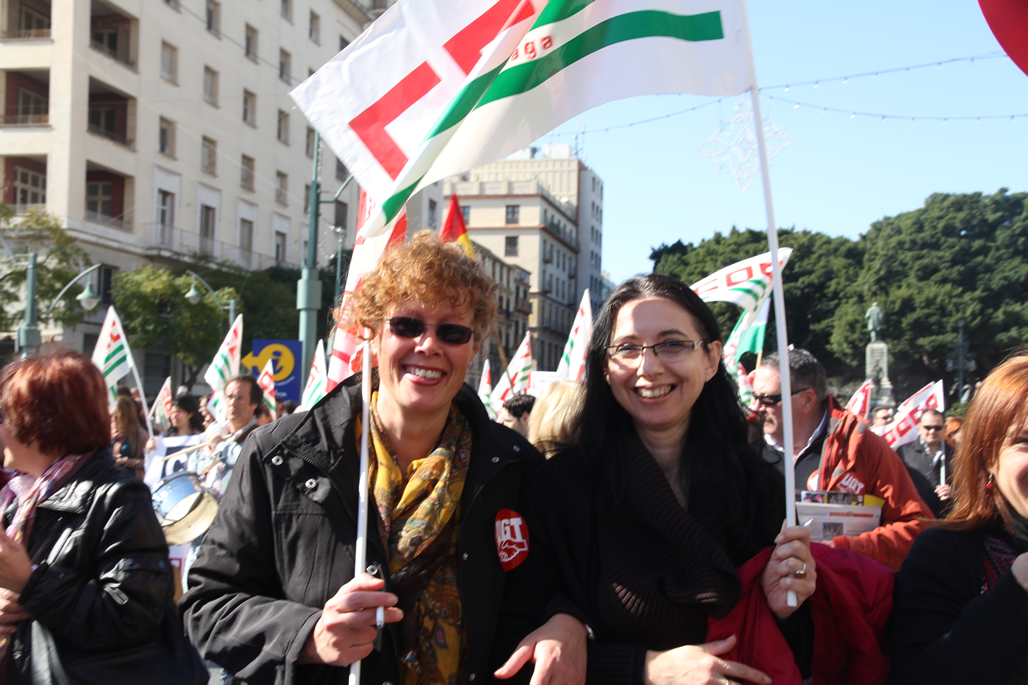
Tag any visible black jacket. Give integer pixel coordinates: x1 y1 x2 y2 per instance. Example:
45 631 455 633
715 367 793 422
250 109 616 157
896 440 953 517
181 376 542 685
5 449 205 684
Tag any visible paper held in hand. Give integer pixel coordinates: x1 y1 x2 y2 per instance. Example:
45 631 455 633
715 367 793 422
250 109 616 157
797 492 885 542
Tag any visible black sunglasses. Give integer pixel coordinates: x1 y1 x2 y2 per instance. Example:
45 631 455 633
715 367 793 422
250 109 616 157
754 388 809 407
385 317 474 345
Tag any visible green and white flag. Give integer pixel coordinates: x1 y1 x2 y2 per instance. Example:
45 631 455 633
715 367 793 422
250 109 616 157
734 296 770 358
301 339 328 411
91 306 133 405
204 314 243 424
292 0 755 237
556 290 593 383
477 359 498 419
491 332 533 406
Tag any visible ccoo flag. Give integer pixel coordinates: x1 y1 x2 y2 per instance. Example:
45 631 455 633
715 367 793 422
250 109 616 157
491 332 533 406
91 306 133 404
477 358 498 419
302 339 329 410
293 0 755 238
556 290 592 382
150 376 174 427
257 359 277 417
204 315 243 424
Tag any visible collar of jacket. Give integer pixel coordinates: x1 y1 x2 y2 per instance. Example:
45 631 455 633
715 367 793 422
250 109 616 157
34 449 117 515
260 374 534 520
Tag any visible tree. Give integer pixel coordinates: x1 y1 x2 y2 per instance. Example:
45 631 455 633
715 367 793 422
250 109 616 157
0 204 91 336
113 267 236 389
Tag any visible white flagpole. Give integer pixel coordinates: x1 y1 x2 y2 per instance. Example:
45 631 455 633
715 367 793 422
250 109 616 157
350 333 374 685
742 0 796 608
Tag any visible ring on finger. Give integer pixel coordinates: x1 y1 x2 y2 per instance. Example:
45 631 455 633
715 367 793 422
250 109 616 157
792 562 808 580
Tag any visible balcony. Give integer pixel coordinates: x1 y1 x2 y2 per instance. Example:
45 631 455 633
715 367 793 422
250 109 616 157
2 1 51 40
85 209 131 231
146 223 300 270
90 0 137 70
2 154 47 211
84 161 133 232
87 78 135 150
2 70 49 127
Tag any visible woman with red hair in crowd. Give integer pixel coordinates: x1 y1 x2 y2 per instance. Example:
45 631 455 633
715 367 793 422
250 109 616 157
891 351 1028 683
0 351 205 683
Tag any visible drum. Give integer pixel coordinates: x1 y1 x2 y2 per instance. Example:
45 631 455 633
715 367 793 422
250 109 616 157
151 472 219 545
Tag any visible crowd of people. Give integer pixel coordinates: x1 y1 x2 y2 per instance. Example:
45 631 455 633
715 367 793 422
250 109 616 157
0 232 1023 683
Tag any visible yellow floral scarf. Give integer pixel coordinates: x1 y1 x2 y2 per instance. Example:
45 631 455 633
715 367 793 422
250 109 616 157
368 393 472 685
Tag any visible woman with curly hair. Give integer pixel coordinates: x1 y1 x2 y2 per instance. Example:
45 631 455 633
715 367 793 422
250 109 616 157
183 232 582 685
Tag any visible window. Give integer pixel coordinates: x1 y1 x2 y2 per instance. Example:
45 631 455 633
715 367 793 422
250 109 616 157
92 27 117 55
505 236 518 256
335 158 347 181
88 105 115 136
306 127 316 157
339 35 349 52
275 172 288 205
280 0 292 22
428 199 438 229
243 90 257 125
158 117 175 156
160 42 178 82
14 167 46 210
99 266 116 304
200 205 216 254
16 88 47 124
201 137 217 175
203 66 219 105
334 201 348 230
205 0 220 35
156 190 174 244
86 182 113 218
309 11 320 44
19 4 50 32
505 205 519 224
274 231 287 263
244 24 258 60
240 218 254 253
241 155 255 191
279 49 291 84
461 206 470 224
303 184 311 214
277 110 289 144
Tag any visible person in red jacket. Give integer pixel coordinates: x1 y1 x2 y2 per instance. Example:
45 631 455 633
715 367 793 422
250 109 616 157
752 349 932 571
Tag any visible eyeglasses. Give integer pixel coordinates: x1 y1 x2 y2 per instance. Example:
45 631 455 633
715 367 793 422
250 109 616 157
922 424 945 432
386 317 475 345
753 388 809 407
606 339 706 364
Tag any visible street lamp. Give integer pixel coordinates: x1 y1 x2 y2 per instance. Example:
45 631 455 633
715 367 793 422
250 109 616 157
185 270 236 325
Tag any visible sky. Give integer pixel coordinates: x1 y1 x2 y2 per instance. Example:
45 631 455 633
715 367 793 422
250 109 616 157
533 1 1028 283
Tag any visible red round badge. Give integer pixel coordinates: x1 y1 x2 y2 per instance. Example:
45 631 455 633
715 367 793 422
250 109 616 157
495 508 529 571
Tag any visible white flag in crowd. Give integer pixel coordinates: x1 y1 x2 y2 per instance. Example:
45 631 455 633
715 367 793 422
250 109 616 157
302 339 329 410
846 379 873 417
204 315 243 424
882 381 945 449
491 332 533 406
91 306 133 405
556 290 593 383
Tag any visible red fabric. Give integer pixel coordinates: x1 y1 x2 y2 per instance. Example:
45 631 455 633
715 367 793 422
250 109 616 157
818 396 932 571
980 0 1028 78
707 543 894 685
440 193 468 243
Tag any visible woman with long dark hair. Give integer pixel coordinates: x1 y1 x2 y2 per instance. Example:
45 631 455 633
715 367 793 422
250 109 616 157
497 274 817 684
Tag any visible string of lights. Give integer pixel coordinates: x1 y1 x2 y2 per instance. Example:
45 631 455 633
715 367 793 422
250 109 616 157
545 52 1019 137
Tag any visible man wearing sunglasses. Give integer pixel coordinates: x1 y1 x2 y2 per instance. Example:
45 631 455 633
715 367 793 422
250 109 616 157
752 349 932 572
896 409 953 517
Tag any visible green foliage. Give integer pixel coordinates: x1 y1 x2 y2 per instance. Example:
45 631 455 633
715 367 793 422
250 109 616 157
650 189 1028 402
113 267 232 388
0 204 90 332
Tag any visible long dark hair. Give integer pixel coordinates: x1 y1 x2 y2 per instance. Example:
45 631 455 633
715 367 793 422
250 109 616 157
575 274 782 562
166 395 204 436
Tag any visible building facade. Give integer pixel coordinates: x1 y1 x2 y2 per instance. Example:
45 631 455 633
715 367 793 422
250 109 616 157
0 0 387 389
445 145 604 372
464 239 530 390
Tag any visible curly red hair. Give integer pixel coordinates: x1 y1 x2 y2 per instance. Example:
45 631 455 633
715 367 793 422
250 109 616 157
344 231 497 339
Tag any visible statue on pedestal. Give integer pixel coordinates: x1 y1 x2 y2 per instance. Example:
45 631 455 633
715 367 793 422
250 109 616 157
866 302 884 342
865 302 893 408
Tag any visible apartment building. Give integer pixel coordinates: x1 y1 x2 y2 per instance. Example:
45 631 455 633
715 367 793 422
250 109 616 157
464 239 530 390
0 0 386 385
445 145 605 372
